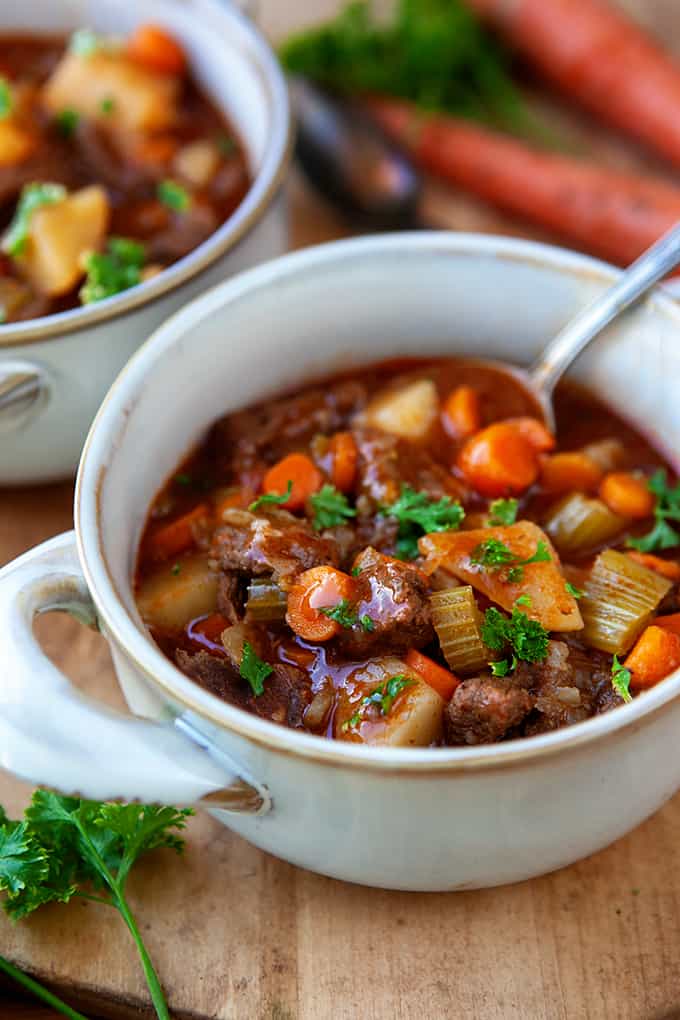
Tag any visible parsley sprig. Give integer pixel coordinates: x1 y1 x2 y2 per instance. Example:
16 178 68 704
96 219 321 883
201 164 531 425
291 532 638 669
382 484 465 560
342 674 415 730
2 182 67 257
0 791 192 1020
482 606 550 676
80 236 146 304
627 469 680 553
240 641 273 696
250 480 293 511
0 77 12 119
611 654 632 703
310 484 356 530
487 498 518 526
471 538 551 583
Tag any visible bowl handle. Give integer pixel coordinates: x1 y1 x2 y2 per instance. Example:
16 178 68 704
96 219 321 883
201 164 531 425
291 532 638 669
0 532 269 813
0 360 50 432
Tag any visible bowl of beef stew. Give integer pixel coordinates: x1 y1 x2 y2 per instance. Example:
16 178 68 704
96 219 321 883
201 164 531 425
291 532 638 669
0 0 290 483
2 233 680 890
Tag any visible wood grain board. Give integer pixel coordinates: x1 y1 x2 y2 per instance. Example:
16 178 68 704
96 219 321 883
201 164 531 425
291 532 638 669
4 1 680 1017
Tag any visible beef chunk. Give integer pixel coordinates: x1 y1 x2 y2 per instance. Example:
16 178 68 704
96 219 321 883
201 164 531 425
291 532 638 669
175 649 312 728
216 572 246 624
516 641 593 734
444 676 532 745
335 546 434 656
211 508 340 590
354 428 465 508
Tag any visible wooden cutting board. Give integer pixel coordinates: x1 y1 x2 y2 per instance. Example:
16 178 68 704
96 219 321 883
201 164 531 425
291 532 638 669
5 1 680 1017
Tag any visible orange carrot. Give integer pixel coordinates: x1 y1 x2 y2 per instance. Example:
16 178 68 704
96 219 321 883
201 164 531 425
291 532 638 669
504 417 555 453
262 453 323 511
599 472 654 519
145 503 209 562
192 613 231 644
540 452 603 494
625 625 680 690
329 431 358 493
405 649 460 701
655 613 680 637
627 552 680 583
466 0 680 172
286 566 356 642
457 422 540 498
367 97 680 268
442 386 481 440
127 23 187 75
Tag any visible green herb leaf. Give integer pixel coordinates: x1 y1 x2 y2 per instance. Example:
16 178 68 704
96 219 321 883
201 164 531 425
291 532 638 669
0 77 13 119
240 641 273 696
489 655 517 678
363 674 415 716
249 480 293 511
611 654 632 704
359 614 375 632
0 823 48 897
472 538 551 583
487 498 518 526
2 182 67 258
217 134 237 156
382 484 464 560
627 469 680 553
320 598 358 629
515 594 532 608
341 711 362 732
79 236 146 304
310 483 356 530
565 581 583 599
481 606 549 664
157 179 191 212
56 108 80 137
170 563 181 576
100 96 115 115
351 566 362 577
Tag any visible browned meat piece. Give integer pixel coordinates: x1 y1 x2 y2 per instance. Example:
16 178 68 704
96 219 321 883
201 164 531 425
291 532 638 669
210 508 339 590
354 428 466 508
175 649 312 728
209 380 367 479
335 546 434 656
516 641 593 734
147 202 219 261
444 676 532 745
216 572 245 624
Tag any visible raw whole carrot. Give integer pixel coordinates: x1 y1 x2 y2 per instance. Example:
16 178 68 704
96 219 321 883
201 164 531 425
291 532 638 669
599 472 654 519
144 503 210 562
467 0 680 171
442 386 481 440
457 422 540 497
404 649 460 701
625 624 680 690
286 565 356 642
626 552 680 583
367 97 680 268
127 23 187 76
262 453 323 511
329 431 358 493
541 452 603 494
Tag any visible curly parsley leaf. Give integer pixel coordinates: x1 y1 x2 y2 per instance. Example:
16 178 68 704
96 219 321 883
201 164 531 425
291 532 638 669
490 655 518 678
382 484 465 560
80 236 146 305
627 469 680 553
612 654 633 703
0 824 48 899
482 607 549 664
2 182 67 257
310 484 356 530
471 538 551 583
158 179 191 212
249 480 293 511
240 641 273 696
487 498 518 526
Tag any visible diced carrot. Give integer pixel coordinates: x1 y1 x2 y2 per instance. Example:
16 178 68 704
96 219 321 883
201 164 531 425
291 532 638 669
127 23 187 76
540 451 603 494
599 472 654 519
457 422 540 498
262 453 323 511
625 625 680 690
442 385 481 440
214 488 250 518
286 566 356 642
145 503 210 562
329 431 358 493
504 416 556 453
626 552 680 583
404 649 460 701
193 613 231 644
655 613 680 637
131 134 178 167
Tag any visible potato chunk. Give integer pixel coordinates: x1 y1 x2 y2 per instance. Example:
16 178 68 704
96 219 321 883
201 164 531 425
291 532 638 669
136 553 219 632
18 186 110 297
0 119 35 168
362 379 439 440
42 52 179 133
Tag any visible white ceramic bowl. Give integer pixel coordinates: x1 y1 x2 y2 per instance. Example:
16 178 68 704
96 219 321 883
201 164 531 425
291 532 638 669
0 0 291 485
2 233 680 891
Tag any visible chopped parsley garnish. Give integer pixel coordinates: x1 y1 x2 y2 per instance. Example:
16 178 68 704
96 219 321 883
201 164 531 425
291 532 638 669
158 179 191 212
56 108 79 137
69 28 102 57
627 469 680 553
351 566 362 577
343 674 415 728
471 538 551 583
319 599 374 632
170 562 181 576
100 96 115 115
240 641 273 696
0 77 12 119
217 134 237 156
490 655 518 678
487 498 518 527
310 484 356 530
2 183 66 258
382 484 465 560
482 606 550 665
565 581 583 599
249 480 293 511
515 594 532 608
611 654 632 704
80 236 146 304
359 614 375 632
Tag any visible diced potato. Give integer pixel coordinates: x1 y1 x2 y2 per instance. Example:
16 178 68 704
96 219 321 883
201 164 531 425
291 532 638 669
0 120 34 167
136 553 218 632
581 439 625 474
18 186 110 297
335 657 444 747
361 379 439 440
174 140 220 188
420 522 583 632
42 52 179 133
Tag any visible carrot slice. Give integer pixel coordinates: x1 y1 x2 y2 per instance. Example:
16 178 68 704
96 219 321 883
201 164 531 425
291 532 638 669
504 416 556 453
329 431 358 493
599 472 654 519
145 503 210 562
626 551 680 582
540 451 603 494
625 625 680 690
192 613 231 644
457 422 540 497
404 649 460 701
442 385 480 440
262 453 323 511
655 613 680 637
127 23 187 75
286 566 356 642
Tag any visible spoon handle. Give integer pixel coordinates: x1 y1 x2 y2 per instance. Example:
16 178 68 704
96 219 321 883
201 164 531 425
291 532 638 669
529 221 680 397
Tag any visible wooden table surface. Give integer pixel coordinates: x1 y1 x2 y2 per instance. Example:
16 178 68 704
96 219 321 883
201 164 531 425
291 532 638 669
4 1 680 1017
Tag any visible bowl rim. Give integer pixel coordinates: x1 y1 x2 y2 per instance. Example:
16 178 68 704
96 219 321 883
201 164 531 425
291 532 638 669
0 1 293 350
76 231 680 774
